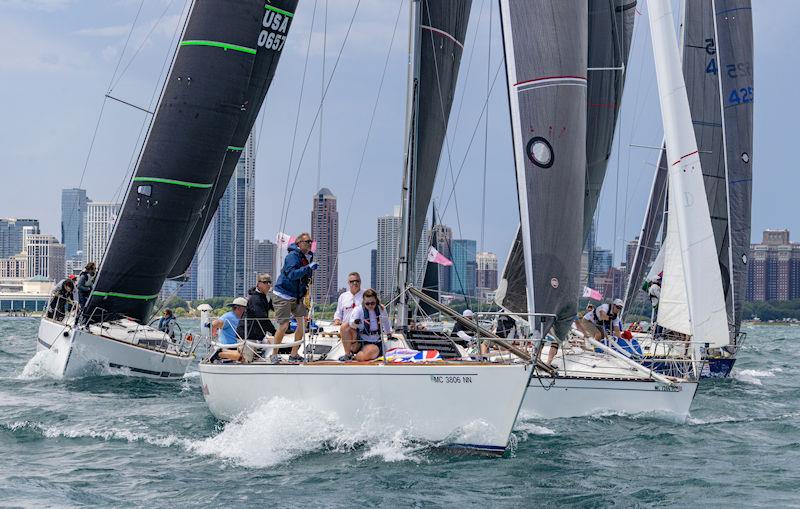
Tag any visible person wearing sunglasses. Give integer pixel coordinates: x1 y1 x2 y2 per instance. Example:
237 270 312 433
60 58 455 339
236 273 276 342
343 288 391 362
272 232 318 362
334 272 364 359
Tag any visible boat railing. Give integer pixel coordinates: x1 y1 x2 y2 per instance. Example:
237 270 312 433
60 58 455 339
44 294 77 324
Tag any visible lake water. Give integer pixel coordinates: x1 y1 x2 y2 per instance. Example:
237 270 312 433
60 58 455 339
2 318 798 507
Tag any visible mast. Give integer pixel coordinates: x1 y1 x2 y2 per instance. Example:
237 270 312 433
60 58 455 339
648 0 729 347
396 0 422 328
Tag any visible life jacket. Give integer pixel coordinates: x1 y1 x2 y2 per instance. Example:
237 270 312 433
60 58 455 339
356 308 383 343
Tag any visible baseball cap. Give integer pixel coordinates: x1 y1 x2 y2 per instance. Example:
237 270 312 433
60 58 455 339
613 298 624 308
462 309 474 317
230 297 248 307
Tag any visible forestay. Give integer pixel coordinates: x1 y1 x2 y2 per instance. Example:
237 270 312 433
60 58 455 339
85 1 298 323
498 0 588 340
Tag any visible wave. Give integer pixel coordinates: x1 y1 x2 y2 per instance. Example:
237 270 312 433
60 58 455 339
732 367 782 386
2 420 187 448
17 350 61 380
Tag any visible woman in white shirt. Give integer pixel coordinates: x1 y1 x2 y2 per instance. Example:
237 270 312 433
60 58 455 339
344 288 392 362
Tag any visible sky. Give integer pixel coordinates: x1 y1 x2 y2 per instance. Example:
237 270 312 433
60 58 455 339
0 0 795 289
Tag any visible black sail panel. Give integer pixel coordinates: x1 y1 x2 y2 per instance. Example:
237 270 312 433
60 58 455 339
715 0 753 335
407 0 472 284
500 0 588 340
419 209 439 317
495 225 528 316
169 0 298 278
86 1 283 322
583 0 636 242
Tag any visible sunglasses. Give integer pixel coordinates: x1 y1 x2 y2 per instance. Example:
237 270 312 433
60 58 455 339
259 280 272 284
349 280 361 284
298 239 312 244
364 301 377 306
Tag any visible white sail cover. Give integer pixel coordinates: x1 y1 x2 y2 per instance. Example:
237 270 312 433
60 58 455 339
648 0 729 347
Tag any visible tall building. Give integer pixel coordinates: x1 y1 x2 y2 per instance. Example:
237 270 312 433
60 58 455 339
61 188 88 260
591 248 613 282
431 222 453 293
747 229 800 301
451 239 477 297
0 218 40 258
176 254 198 301
375 206 427 301
24 234 65 281
0 254 27 278
196 227 215 299
254 239 277 280
476 252 498 292
311 187 339 304
83 202 120 266
213 132 256 297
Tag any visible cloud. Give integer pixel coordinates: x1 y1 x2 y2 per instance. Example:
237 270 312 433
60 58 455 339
74 24 133 38
0 18 91 72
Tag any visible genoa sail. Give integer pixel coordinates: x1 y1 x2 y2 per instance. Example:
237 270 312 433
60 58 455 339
498 0 588 339
168 1 298 279
713 0 753 336
495 225 528 317
648 0 729 347
583 0 636 243
85 1 298 323
405 0 472 287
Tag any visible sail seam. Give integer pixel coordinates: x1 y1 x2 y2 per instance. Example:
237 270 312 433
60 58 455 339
180 40 256 55
133 177 213 189
264 4 294 17
92 291 159 301
420 25 464 49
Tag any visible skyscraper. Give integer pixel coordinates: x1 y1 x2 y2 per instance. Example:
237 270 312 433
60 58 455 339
747 229 800 301
431 222 453 293
176 255 198 300
375 206 427 301
311 187 338 304
370 248 377 290
213 131 256 297
451 239 477 298
254 239 277 281
61 188 88 260
0 218 40 258
24 234 65 281
476 251 498 292
83 202 120 266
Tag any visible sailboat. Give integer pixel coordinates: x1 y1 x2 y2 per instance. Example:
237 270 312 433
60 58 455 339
199 0 532 454
36 0 299 378
624 0 753 377
491 0 704 420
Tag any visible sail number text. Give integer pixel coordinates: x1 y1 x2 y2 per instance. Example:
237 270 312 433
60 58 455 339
258 10 291 51
430 375 472 384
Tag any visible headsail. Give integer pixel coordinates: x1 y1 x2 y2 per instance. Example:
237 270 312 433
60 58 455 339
498 0 588 339
169 1 298 279
713 0 753 336
494 225 527 317
648 0 729 347
404 0 472 288
583 0 636 243
85 1 298 323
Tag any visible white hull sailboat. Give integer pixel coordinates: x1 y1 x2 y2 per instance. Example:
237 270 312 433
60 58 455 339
36 315 194 379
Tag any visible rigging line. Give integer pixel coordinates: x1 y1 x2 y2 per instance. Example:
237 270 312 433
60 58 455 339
480 0 492 254
278 0 319 235
324 0 405 300
280 0 363 233
110 0 177 93
317 0 328 192
107 0 145 92
438 58 504 226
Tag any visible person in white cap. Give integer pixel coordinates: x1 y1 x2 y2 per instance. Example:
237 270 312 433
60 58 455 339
212 297 248 345
452 309 476 336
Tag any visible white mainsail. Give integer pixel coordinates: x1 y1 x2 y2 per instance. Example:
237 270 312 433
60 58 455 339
648 0 729 347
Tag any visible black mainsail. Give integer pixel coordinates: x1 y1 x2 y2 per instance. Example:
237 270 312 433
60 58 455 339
584 0 636 243
402 0 472 289
85 1 297 322
623 0 753 334
498 0 588 339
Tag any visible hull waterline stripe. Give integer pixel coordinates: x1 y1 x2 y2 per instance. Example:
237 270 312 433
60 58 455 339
264 4 294 17
133 177 213 189
180 40 256 55
92 291 159 301
108 362 185 378
420 25 464 49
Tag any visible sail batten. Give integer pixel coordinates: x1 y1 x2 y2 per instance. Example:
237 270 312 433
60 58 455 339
86 0 298 323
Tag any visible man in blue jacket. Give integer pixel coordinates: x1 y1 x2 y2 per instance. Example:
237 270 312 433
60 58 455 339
271 232 318 362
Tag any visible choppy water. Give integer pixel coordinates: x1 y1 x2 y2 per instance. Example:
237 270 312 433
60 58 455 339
2 318 799 508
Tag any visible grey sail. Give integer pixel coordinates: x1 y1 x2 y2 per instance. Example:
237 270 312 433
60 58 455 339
583 0 636 243
495 225 527 315
85 1 297 323
499 0 588 339
714 0 753 336
418 206 440 317
168 1 297 279
406 0 472 286
624 0 753 326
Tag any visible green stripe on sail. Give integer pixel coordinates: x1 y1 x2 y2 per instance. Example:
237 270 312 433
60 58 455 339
133 177 213 189
93 291 160 301
264 4 294 17
180 40 256 55
227 146 244 151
